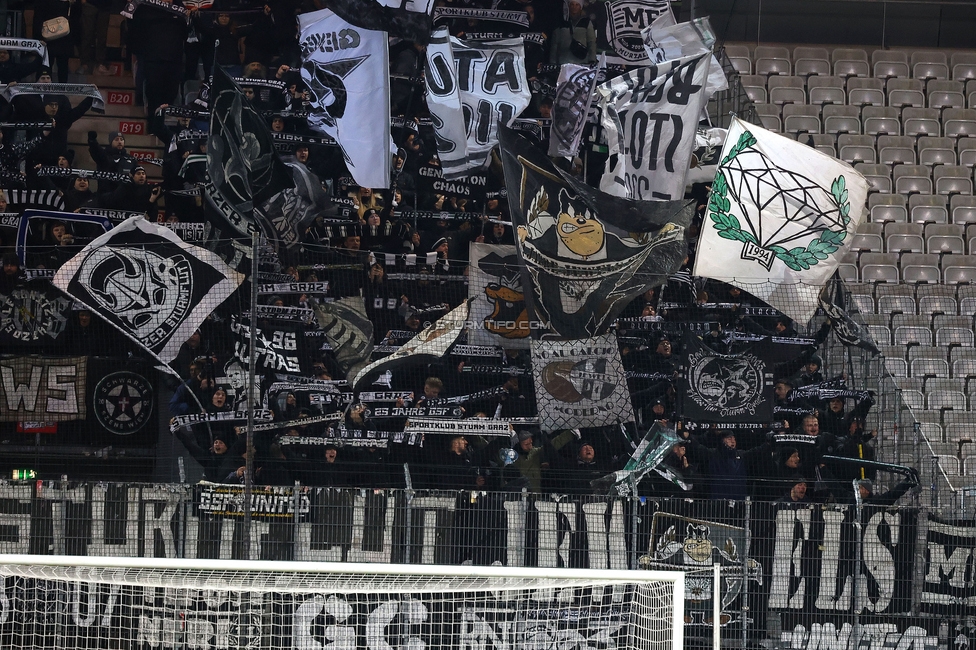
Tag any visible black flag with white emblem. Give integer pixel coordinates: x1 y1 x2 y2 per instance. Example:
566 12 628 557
818 274 880 355
53 217 244 364
499 126 693 340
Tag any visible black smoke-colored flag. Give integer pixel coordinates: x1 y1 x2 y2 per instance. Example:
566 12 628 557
326 0 433 44
498 126 694 340
206 67 302 250
818 274 880 355
52 217 244 364
312 296 374 383
677 332 781 424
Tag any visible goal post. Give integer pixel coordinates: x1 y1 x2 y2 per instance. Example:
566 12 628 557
0 554 684 650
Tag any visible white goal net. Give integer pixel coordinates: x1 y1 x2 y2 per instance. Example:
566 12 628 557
0 555 683 650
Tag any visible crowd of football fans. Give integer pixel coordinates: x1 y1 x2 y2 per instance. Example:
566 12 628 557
0 0 912 505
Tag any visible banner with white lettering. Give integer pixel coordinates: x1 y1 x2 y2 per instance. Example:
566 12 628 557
595 0 673 63
597 51 710 201
425 27 531 179
231 316 312 375
299 8 392 189
0 280 71 347
531 333 633 432
0 356 87 421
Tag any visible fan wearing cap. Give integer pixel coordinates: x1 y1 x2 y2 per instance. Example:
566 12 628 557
548 434 613 495
89 131 137 195
681 427 772 502
776 475 812 505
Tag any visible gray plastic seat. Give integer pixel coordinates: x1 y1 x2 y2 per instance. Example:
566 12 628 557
833 48 869 78
926 224 966 254
902 107 942 138
807 134 837 157
873 50 910 79
808 76 846 105
823 104 861 135
912 51 949 81
957 137 976 166
739 74 768 103
917 293 958 315
794 46 831 77
951 52 976 82
950 196 976 226
909 194 948 224
878 135 917 166
910 358 950 377
838 134 877 164
782 104 821 134
937 327 975 347
848 77 886 106
942 255 976 284
869 194 908 223
754 103 782 131
724 44 752 74
768 76 807 105
934 165 974 196
943 108 976 138
755 46 792 76
886 78 925 108
901 252 942 283
862 106 900 136
927 80 966 110
894 165 933 196
856 163 893 193
918 136 956 166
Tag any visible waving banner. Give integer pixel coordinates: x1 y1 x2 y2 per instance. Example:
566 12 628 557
499 126 692 339
52 217 244 364
597 51 711 201
0 280 71 347
299 8 392 189
425 27 531 179
0 356 87 422
595 0 673 63
467 243 531 349
548 58 603 158
693 117 868 323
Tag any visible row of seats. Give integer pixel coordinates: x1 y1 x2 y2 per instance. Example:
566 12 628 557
848 280 976 314
856 164 976 196
756 104 976 138
851 222 976 255
868 320 975 347
742 75 976 110
724 45 976 82
883 355 975 380
866 194 976 225
804 134 976 167
838 252 976 283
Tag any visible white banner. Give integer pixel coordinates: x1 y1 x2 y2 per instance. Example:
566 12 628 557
693 117 868 324
424 27 531 179
597 51 710 201
298 9 392 189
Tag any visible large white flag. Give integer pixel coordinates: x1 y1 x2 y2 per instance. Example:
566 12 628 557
597 50 711 201
425 27 531 179
298 9 392 189
693 117 869 324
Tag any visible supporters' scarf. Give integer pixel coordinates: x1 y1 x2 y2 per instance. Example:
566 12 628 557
0 121 53 129
176 129 209 143
277 428 423 447
169 409 274 433
423 384 509 406
271 132 337 147
0 83 105 112
251 412 343 433
79 208 146 222
232 77 286 91
134 156 164 167
431 7 528 26
37 166 132 184
121 0 188 19
0 38 49 66
459 364 531 375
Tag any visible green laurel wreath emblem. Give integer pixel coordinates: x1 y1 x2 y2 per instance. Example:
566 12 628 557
708 131 852 272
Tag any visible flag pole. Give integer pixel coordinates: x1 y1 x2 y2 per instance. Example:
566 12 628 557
243 232 260 558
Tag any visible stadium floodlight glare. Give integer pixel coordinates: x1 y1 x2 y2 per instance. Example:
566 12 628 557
0 555 684 650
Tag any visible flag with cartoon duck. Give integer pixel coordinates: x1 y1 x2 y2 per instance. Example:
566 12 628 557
498 125 694 340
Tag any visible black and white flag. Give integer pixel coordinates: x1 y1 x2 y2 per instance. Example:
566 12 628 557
0 280 71 348
299 8 392 189
351 300 468 390
676 332 776 423
498 126 692 340
467 243 531 349
231 316 312 375
595 0 672 63
206 67 300 249
548 58 603 158
312 296 375 384
52 217 244 364
818 275 880 355
0 37 49 65
532 333 633 432
425 27 531 179
597 51 711 200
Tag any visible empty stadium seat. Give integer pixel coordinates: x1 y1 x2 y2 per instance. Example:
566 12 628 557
926 377 967 393
873 50 910 80
918 136 957 166
886 78 925 108
911 358 950 377
934 165 974 196
806 134 837 157
950 195 976 225
901 252 942 283
769 75 807 105
943 108 976 138
925 224 966 254
951 52 976 82
850 231 884 253
885 229 924 254
739 74 768 103
941 254 976 284
794 46 831 77
755 103 782 131
937 327 975 347
724 44 752 74
877 294 916 314
952 358 976 380
782 104 821 134
808 76 846 105
894 165 933 195
848 285 876 312
848 77 886 106
927 80 966 110
927 390 968 410
862 106 901 136
755 46 792 76
912 51 950 80
859 251 900 282
910 194 949 224
833 48 870 78
856 163 893 193
902 107 942 138
918 293 958 315
869 194 908 223
957 137 976 166
878 135 917 165
838 134 877 164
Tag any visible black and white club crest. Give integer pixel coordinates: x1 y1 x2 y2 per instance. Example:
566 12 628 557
94 371 154 435
685 348 766 418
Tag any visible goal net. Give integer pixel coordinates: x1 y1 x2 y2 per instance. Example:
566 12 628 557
0 555 683 650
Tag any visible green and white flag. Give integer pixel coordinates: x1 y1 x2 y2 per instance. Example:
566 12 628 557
693 117 868 324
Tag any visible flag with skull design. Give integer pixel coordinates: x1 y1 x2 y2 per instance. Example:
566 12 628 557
298 8 392 190
52 217 244 364
498 126 694 340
